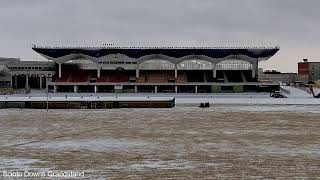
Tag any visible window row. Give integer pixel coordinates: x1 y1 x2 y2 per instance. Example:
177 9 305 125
9 66 53 70
98 61 138 64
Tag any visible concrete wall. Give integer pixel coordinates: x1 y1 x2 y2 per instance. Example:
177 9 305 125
211 85 221 93
233 85 244 93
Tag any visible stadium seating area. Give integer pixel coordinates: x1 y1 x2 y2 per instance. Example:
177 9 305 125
97 71 129 83
55 73 71 82
186 71 205 82
136 71 176 83
242 71 256 82
176 72 187 83
55 70 93 83
69 71 91 82
53 70 253 83
224 71 243 82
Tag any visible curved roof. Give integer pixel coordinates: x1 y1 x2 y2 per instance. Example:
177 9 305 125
32 46 279 60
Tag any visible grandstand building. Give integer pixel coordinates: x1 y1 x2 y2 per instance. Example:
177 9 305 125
0 46 280 94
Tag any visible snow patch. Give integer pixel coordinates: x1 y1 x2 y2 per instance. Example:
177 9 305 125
0 157 47 171
281 86 312 98
20 139 158 153
128 160 195 171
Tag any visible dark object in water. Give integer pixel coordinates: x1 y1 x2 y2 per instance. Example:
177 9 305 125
199 102 210 108
270 91 287 98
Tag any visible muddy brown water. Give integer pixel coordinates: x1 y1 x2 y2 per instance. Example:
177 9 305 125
0 105 319 179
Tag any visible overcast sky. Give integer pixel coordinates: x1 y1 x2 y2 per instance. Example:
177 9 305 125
0 0 319 72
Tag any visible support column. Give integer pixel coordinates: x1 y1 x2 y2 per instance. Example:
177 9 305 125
94 85 98 93
39 75 42 89
10 76 13 87
25 74 29 89
58 63 62 78
97 68 101 78
213 65 217 78
45 76 48 91
74 85 78 93
195 85 198 93
136 65 139 78
203 72 207 82
174 64 178 79
252 60 258 79
175 86 178 93
14 75 18 88
135 85 138 93
155 86 158 93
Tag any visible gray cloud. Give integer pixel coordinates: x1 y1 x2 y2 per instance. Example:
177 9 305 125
0 0 319 72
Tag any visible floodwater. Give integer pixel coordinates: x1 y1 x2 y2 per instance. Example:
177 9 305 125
0 105 320 179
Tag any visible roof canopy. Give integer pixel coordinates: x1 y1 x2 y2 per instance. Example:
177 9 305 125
32 46 279 61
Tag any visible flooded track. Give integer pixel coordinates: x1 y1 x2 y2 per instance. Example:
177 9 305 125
0 105 320 179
